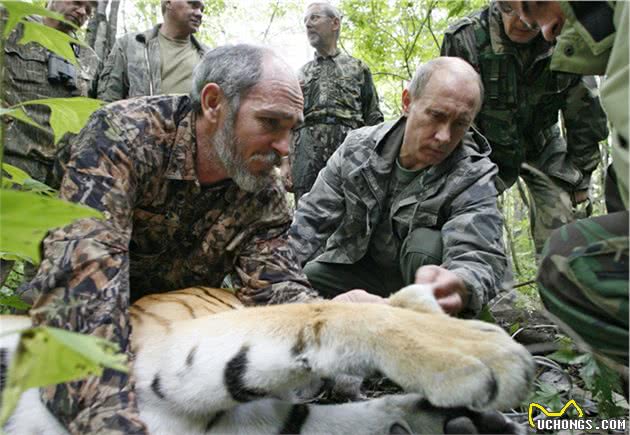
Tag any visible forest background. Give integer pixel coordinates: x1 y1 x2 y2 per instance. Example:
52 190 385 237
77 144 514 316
0 0 623 429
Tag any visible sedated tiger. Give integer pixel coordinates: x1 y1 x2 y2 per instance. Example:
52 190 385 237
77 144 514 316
1 284 534 434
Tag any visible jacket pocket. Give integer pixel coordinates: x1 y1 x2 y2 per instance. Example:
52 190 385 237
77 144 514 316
5 43 48 85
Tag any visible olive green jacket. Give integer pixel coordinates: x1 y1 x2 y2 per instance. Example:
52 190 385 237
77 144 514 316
552 1 628 206
97 25 208 102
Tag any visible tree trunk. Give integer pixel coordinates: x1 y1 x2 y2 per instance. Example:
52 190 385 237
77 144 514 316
86 0 119 67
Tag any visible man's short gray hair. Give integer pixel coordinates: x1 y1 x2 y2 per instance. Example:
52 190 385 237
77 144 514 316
191 44 269 114
408 57 484 113
306 2 342 40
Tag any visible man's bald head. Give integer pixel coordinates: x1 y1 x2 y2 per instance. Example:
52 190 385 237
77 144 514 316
408 57 484 115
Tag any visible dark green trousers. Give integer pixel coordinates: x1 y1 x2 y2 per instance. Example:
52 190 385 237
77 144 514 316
304 228 442 298
537 211 629 367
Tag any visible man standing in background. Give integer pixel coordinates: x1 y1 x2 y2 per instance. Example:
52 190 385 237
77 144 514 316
291 2 383 201
97 0 208 101
441 0 608 255
3 0 99 185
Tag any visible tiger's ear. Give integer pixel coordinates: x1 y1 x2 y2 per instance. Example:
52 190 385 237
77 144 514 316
388 284 443 314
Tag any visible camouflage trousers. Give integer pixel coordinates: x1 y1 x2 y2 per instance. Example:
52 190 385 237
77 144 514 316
291 122 352 202
537 211 629 367
519 166 591 255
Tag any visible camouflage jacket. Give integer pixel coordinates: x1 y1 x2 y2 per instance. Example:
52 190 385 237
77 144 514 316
552 1 628 207
299 50 384 128
97 25 208 102
289 119 507 313
441 3 608 191
29 94 315 316
3 20 99 164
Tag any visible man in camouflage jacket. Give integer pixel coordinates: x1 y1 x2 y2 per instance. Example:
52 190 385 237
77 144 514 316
97 0 208 102
441 0 608 254
3 1 99 185
25 45 316 434
513 0 628 369
291 2 383 201
290 57 507 316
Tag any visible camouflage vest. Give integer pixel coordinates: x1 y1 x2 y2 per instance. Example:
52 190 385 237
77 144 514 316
468 10 576 184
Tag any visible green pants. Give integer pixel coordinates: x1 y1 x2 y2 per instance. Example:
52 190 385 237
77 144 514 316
304 228 442 298
537 211 629 366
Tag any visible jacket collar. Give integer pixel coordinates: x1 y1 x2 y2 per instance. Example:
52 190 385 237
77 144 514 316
135 24 206 52
314 48 341 61
353 118 490 205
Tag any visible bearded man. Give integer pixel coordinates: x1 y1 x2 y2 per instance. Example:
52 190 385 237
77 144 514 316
22 45 318 434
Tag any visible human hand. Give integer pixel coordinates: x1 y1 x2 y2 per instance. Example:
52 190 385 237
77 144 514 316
332 289 387 304
414 265 467 315
572 189 589 204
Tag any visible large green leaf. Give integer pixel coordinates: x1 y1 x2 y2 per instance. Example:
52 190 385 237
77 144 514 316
0 106 47 132
20 19 82 65
0 326 128 426
15 97 103 144
0 189 103 262
2 164 56 195
1 0 63 37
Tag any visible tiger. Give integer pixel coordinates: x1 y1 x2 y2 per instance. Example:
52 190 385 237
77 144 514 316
1 284 534 434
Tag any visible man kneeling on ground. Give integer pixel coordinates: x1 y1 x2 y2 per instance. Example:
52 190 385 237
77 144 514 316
289 56 507 316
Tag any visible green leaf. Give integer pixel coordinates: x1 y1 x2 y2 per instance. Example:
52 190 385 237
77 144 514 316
0 294 31 311
15 97 102 144
0 106 47 132
0 189 103 263
509 322 520 335
2 164 55 195
0 1 80 58
0 326 128 426
1 163 32 186
20 20 83 65
477 304 496 324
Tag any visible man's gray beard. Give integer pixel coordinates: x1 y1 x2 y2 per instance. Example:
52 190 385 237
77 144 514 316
213 116 279 193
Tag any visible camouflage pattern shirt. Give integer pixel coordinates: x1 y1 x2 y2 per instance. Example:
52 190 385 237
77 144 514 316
97 25 208 102
27 95 316 432
441 3 608 192
289 118 507 314
299 50 383 127
3 20 99 178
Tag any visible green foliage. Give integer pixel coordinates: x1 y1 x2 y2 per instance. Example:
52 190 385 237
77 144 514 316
0 0 85 65
10 97 103 144
0 326 128 427
2 163 55 194
338 0 486 117
548 339 626 418
0 293 30 311
0 189 103 263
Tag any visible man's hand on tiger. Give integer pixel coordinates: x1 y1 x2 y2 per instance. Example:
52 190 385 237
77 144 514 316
414 265 468 315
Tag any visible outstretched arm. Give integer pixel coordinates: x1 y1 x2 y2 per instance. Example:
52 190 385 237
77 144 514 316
27 111 147 434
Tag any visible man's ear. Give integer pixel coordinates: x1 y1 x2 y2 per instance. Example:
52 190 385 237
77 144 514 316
199 82 223 124
331 17 341 32
401 88 411 116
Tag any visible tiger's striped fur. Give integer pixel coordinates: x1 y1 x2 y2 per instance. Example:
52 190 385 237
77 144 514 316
2 285 533 434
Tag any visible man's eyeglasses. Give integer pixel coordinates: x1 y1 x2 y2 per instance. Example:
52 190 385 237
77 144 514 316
496 1 540 31
303 13 330 25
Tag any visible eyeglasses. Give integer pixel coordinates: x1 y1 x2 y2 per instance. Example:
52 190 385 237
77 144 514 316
496 1 540 30
303 13 330 25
